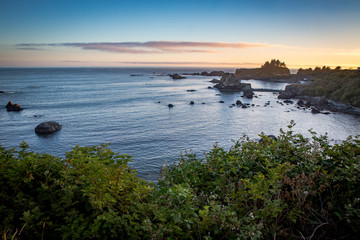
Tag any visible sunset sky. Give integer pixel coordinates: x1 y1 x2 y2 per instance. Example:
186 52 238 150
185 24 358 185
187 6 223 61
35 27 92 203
0 0 359 69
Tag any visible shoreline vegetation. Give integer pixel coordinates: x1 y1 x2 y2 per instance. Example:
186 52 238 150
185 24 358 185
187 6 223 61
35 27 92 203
1 122 360 239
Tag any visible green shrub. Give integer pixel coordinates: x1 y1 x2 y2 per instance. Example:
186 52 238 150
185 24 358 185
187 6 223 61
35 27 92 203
154 122 360 239
1 123 360 239
0 143 152 240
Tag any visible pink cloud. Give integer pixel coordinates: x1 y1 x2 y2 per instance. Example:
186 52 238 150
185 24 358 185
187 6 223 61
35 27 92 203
16 41 270 54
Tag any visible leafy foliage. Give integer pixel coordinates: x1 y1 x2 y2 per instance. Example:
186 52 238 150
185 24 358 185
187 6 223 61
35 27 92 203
1 123 360 239
0 143 152 240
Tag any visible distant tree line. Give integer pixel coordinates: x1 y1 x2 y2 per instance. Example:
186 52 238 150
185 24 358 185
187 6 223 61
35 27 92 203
261 59 287 69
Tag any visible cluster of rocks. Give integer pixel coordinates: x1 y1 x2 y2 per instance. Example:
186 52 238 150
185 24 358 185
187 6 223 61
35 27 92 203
275 98 329 115
229 100 256 109
4 101 62 134
183 71 229 77
295 98 331 114
276 84 360 115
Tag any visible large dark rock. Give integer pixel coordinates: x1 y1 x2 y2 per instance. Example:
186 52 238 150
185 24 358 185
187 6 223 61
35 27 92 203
35 121 62 134
6 101 23 111
208 71 226 76
169 74 186 79
297 100 305 107
311 108 321 114
0 91 6 93
243 89 254 99
283 100 294 104
278 84 304 99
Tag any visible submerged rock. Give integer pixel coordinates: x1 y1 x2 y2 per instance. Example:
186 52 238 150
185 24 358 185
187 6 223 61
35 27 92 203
35 121 62 134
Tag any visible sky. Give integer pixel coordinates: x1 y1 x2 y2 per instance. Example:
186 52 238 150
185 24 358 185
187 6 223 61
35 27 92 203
0 0 359 69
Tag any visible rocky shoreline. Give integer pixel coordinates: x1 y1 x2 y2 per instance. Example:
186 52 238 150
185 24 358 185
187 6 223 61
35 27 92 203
278 84 360 116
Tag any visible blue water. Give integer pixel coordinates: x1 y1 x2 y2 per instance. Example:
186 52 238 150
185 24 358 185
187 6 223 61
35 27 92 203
1 68 360 181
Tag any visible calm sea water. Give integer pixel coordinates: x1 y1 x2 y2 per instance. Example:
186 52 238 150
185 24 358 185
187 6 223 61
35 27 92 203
1 68 359 181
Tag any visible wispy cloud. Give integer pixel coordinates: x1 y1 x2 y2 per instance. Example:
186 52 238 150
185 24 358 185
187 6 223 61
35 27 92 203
16 41 270 54
115 61 262 66
16 47 45 51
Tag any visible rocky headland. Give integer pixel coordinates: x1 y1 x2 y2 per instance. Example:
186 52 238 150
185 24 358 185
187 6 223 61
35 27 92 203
210 60 360 116
279 82 360 116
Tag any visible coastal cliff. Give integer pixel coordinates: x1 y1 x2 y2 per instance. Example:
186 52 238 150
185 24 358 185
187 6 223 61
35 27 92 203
279 69 360 115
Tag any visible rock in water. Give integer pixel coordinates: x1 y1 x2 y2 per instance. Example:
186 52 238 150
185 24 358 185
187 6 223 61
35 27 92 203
35 121 62 134
6 101 23 111
311 108 320 114
243 89 254 99
169 74 186 79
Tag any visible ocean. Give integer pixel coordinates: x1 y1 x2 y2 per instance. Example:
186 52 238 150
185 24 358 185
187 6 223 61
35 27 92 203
1 68 359 181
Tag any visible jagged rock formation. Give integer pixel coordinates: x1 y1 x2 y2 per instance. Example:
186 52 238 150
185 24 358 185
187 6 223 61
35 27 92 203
214 74 251 91
278 84 304 99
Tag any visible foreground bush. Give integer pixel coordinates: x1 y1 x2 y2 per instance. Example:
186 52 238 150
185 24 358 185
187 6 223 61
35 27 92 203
0 143 152 239
1 122 360 239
